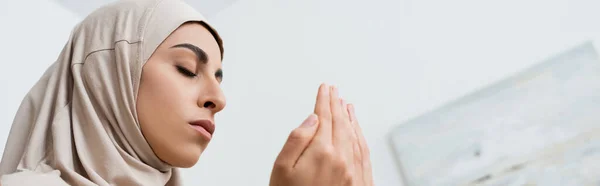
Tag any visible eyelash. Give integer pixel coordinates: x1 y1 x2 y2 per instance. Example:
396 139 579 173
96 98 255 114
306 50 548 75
176 65 197 78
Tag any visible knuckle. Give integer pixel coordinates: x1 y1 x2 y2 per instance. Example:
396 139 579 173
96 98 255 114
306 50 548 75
273 161 286 170
343 172 354 185
288 129 309 141
319 146 336 160
314 145 337 163
334 162 354 185
272 161 291 174
332 157 347 170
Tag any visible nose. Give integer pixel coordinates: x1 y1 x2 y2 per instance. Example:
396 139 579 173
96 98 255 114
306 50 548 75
197 80 226 113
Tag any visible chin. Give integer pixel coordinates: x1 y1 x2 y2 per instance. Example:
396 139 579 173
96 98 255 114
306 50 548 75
168 146 205 168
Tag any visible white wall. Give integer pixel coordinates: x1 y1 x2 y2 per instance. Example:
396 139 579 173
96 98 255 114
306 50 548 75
197 0 600 185
0 0 81 158
2 0 600 186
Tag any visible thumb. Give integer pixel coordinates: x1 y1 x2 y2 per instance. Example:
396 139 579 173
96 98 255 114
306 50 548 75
273 114 319 170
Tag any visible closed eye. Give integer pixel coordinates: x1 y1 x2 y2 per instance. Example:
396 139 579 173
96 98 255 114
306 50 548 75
215 69 223 82
176 65 197 78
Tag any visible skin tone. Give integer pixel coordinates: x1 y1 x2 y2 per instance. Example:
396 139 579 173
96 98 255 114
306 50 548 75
137 22 225 168
136 22 373 184
269 84 374 186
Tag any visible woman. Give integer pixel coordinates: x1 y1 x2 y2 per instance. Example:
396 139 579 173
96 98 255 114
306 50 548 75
0 0 373 185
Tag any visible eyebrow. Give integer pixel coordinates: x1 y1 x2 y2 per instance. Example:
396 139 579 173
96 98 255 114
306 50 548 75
171 43 224 81
170 43 208 64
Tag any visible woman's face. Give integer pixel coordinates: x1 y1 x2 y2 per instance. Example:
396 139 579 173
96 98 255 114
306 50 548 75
137 22 225 168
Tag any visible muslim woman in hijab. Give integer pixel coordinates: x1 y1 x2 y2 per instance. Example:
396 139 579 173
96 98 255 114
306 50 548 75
0 0 374 185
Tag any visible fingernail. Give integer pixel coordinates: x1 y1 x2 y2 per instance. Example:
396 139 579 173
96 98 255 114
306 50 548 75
322 84 330 96
300 114 318 128
340 99 346 106
331 85 337 96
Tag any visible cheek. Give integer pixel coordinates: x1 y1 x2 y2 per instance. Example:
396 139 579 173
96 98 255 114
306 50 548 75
137 63 198 131
142 66 192 109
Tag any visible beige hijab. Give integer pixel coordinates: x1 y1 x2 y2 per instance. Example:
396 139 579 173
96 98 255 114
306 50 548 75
0 0 223 185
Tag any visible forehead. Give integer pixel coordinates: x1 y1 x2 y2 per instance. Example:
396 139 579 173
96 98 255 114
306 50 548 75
160 22 222 63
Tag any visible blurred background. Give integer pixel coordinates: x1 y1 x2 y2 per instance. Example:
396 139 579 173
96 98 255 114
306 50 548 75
1 0 600 185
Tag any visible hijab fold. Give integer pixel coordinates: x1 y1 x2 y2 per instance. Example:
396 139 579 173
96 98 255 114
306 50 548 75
0 0 223 185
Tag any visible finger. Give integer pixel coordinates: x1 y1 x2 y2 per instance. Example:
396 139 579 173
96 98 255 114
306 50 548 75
274 114 319 169
341 99 360 163
312 83 332 145
348 104 366 156
344 101 362 175
347 102 355 123
340 99 350 122
331 86 357 178
348 104 373 185
330 86 349 148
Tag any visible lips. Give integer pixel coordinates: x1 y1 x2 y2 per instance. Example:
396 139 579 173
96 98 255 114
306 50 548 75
189 120 215 135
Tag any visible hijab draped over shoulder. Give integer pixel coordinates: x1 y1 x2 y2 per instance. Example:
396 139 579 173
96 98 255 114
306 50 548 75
0 0 223 185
